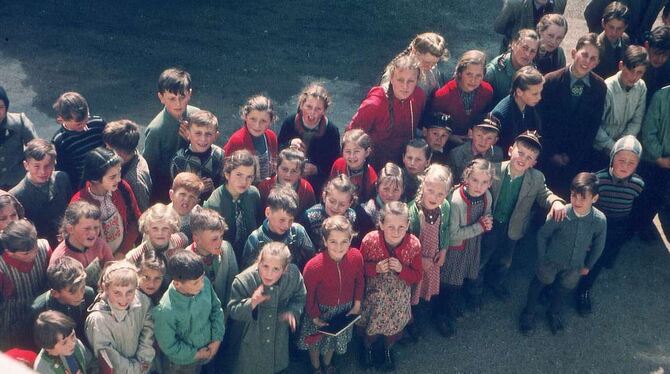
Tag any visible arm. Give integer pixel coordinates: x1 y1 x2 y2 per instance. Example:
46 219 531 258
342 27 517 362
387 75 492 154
208 284 226 342
282 267 307 320
85 314 143 372
19 113 38 144
448 199 485 242
584 219 608 269
624 85 647 137
493 0 515 36
152 306 199 365
397 243 423 285
302 264 322 319
136 302 156 365
141 127 160 174
595 90 615 151
227 276 257 322
640 93 664 161
241 236 260 270
535 217 558 260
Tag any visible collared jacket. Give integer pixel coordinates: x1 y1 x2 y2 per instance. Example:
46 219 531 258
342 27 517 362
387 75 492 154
241 219 315 271
0 112 37 188
448 186 492 250
430 79 494 137
641 86 670 162
34 339 94 374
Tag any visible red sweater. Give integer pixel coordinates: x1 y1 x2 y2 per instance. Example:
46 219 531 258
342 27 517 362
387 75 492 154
360 230 422 285
347 86 425 170
223 125 278 167
302 249 365 318
430 79 494 136
258 175 316 214
329 157 378 203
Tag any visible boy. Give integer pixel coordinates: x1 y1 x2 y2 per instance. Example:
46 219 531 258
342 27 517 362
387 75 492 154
258 148 316 214
576 136 644 315
33 311 94 374
447 116 504 180
103 119 152 211
10 139 73 247
170 110 224 201
519 172 606 335
491 66 544 151
169 172 204 240
593 2 631 79
642 25 670 103
31 256 95 350
241 185 315 270
51 92 106 189
152 250 225 374
186 207 239 306
421 111 453 165
481 131 566 300
0 85 37 190
485 29 540 104
143 68 200 203
493 0 566 53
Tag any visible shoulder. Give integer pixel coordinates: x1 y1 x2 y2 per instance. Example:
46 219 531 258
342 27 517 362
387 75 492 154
361 86 388 106
591 208 607 223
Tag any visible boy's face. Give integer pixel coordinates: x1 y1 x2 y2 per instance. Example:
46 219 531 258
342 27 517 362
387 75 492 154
5 245 38 264
423 127 450 152
342 143 370 171
147 221 173 248
45 330 77 357
570 190 598 216
139 268 164 296
66 218 101 249
193 229 224 256
602 19 627 43
52 283 86 307
619 62 647 87
380 213 408 248
324 189 353 217
58 116 89 132
258 255 287 286
378 180 403 204
188 125 218 153
0 204 19 231
158 90 192 121
24 157 55 185
265 208 293 236
571 44 600 78
470 127 499 155
224 165 255 197
244 110 272 137
174 274 205 296
515 83 543 107
169 188 199 216
511 37 539 69
104 283 136 310
508 143 539 175
403 146 430 176
611 150 639 179
276 159 302 186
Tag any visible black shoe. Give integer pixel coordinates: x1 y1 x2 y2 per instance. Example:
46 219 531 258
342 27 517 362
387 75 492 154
576 290 592 316
489 282 511 301
380 349 395 372
546 312 564 335
361 347 374 369
436 318 456 338
405 322 421 342
519 309 535 336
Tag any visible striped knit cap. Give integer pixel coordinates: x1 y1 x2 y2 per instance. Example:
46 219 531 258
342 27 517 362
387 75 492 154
609 135 642 167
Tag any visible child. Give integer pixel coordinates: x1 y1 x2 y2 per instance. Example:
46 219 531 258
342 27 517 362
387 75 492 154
359 201 421 371
171 109 225 201
152 250 225 373
535 14 569 75
298 216 364 373
593 2 631 79
51 92 106 190
85 261 155 372
278 83 341 194
224 95 278 181
0 190 24 232
125 203 188 268
71 147 141 256
491 66 544 151
577 136 643 315
347 54 425 171
143 68 199 203
186 207 239 306
33 311 94 374
407 164 452 338
402 138 432 201
204 150 261 264
448 116 504 182
227 242 306 374
0 219 50 349
258 148 316 214
519 173 606 335
355 162 405 244
103 119 152 211
441 159 494 337
430 50 493 147
642 25 670 103
486 29 540 104
169 172 204 240
0 85 37 190
494 0 566 54
242 185 315 270
300 175 358 251
136 250 166 305
329 129 378 203
49 201 113 288
421 112 453 165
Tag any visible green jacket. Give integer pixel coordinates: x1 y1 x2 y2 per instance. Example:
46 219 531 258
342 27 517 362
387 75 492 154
34 339 94 374
408 199 451 250
641 86 670 162
485 53 519 104
187 241 239 308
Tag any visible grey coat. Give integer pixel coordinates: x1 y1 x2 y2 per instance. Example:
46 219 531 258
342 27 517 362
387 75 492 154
0 112 37 188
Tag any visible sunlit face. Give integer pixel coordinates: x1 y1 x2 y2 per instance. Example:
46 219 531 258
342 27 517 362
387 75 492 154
464 169 492 197
60 116 89 132
611 150 639 179
188 125 218 153
91 164 122 193
515 83 543 107
619 63 647 87
421 179 448 210
147 221 173 248
104 283 136 310
508 143 539 175
380 213 409 248
423 127 450 152
0 101 6 124
647 47 670 68
0 205 19 231
390 68 420 100
193 229 224 256
24 157 55 185
403 146 430 176
603 19 627 43
300 96 326 127
169 188 199 216
66 218 101 249
324 189 353 217
415 51 441 72
458 63 485 93
5 245 39 264
258 255 287 286
46 330 77 357
225 165 255 198
377 180 403 204
158 90 192 121
570 191 598 216
511 37 539 69
174 274 205 296
342 142 370 171
139 268 164 296
244 110 272 137
470 128 499 155
265 208 294 236
52 283 86 306
276 159 301 186
325 230 351 262
571 44 600 78
539 24 566 53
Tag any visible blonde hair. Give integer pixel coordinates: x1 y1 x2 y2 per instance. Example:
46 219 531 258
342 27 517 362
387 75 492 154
462 159 495 182
376 162 404 191
379 201 409 225
240 95 276 123
99 260 138 294
256 241 292 268
381 55 421 130
416 164 453 207
409 32 450 60
321 215 355 242
139 203 180 234
188 109 218 131
342 128 372 150
297 83 331 112
323 174 357 207
455 50 487 78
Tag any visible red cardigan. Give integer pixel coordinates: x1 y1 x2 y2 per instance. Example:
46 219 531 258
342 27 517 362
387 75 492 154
258 175 316 214
223 125 278 163
302 249 365 318
430 79 494 136
329 157 377 203
360 230 422 285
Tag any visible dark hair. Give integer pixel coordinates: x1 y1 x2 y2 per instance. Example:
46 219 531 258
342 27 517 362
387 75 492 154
52 92 89 121
645 25 670 52
602 1 630 25
224 149 256 175
190 207 228 234
168 250 205 281
0 192 24 218
514 137 542 155
47 256 86 292
103 120 140 154
277 148 306 173
576 33 603 57
570 172 599 197
510 29 540 50
158 68 192 95
138 250 166 275
0 219 37 253
622 45 649 69
34 311 76 350
82 147 122 185
511 66 544 94
60 201 101 239
404 138 432 161
266 185 299 217
24 139 57 162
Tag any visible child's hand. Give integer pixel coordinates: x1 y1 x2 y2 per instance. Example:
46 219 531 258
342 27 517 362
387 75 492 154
375 259 390 274
178 120 190 141
435 249 447 267
289 138 306 153
303 162 318 176
656 157 670 169
201 177 214 193
388 257 403 273
549 201 567 221
480 215 493 231
281 312 297 332
194 347 210 361
140 361 151 372
421 257 434 272
346 300 361 316
251 285 271 309
312 317 328 327
207 340 221 357
580 267 590 276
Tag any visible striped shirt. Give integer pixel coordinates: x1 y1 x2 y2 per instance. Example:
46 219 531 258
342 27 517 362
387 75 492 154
594 168 644 220
52 117 106 189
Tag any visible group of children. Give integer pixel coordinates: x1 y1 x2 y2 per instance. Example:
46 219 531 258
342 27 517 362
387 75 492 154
0 2 669 373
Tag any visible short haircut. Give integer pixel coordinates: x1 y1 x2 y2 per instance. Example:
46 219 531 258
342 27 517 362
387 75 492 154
34 311 75 350
602 1 630 25
24 139 57 163
266 185 299 217
171 172 204 196
52 92 89 121
511 66 544 94
510 29 540 49
139 203 180 234
257 241 292 268
47 256 86 292
514 137 542 155
168 250 205 281
60 201 101 239
575 33 603 57
645 25 670 51
82 147 122 184
570 172 599 197
188 110 218 131
277 148 306 172
158 68 191 95
622 45 649 69
404 138 432 161
190 207 228 234
537 13 568 35
0 219 37 253
138 250 166 275
103 120 140 154
321 215 355 242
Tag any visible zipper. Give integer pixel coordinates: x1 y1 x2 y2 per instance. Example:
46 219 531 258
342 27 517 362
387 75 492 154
336 261 342 305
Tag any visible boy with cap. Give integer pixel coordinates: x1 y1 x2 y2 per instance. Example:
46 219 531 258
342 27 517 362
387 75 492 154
422 112 453 166
0 86 38 190
447 115 504 180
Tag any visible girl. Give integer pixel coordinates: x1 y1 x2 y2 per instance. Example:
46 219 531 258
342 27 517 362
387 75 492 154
204 150 261 265
298 216 364 374
223 95 278 181
431 50 493 146
407 164 452 339
85 261 155 372
70 147 141 256
137 250 166 305
347 55 425 171
359 201 422 371
0 190 24 232
49 201 114 289
126 203 188 267
0 219 50 349
227 242 306 374
535 14 568 75
278 83 341 194
300 174 357 251
402 138 432 201
441 159 494 337
329 129 377 203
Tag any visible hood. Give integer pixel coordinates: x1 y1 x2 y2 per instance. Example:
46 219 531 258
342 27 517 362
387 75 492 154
609 135 642 167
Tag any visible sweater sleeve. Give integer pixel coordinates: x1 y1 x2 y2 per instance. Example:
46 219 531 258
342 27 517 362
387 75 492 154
398 241 423 285
283 266 307 320
351 250 365 302
302 261 322 319
448 198 485 244
360 237 380 278
346 95 378 133
227 276 257 322
209 285 226 342
625 84 647 138
535 216 558 260
136 302 156 364
142 126 161 174
85 313 143 372
152 306 198 365
584 216 608 269
213 243 239 308
641 92 664 161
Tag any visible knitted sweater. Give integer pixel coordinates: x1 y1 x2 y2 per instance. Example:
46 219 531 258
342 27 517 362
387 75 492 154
430 79 494 137
241 220 315 271
491 94 542 151
329 157 378 203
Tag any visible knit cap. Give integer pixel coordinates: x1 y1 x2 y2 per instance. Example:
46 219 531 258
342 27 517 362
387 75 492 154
0 86 8 109
609 135 642 167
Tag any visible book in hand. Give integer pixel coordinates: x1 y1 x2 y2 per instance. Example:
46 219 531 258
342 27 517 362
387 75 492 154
317 313 361 337
99 349 113 374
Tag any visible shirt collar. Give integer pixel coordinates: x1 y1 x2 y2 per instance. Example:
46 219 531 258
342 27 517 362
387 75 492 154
568 65 591 87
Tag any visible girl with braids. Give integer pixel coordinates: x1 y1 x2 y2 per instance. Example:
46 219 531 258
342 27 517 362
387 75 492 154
347 54 425 171
535 14 568 75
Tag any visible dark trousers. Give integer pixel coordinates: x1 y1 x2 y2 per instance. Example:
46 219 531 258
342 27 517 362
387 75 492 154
633 161 670 235
524 276 570 315
480 221 518 288
578 219 631 292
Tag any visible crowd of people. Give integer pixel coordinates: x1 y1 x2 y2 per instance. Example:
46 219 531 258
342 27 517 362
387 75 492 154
1 1 670 373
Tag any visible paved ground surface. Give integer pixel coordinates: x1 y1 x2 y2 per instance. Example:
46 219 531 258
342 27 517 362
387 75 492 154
1 1 669 373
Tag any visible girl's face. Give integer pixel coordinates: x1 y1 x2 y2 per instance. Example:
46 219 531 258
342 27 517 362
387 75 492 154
511 37 539 68
377 180 403 204
458 64 485 93
299 96 326 126
0 205 19 231
244 109 272 137
403 146 430 176
93 164 122 193
225 165 255 197
67 217 101 249
139 268 164 296
325 230 351 262
415 51 440 72
380 213 409 248
515 83 543 107
422 179 448 210
647 47 670 68
258 255 287 286
276 159 301 186
104 283 136 310
464 169 493 197
193 229 224 256
147 221 173 248
342 143 370 171
324 189 353 217
539 24 566 53
5 245 38 264
390 68 419 100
